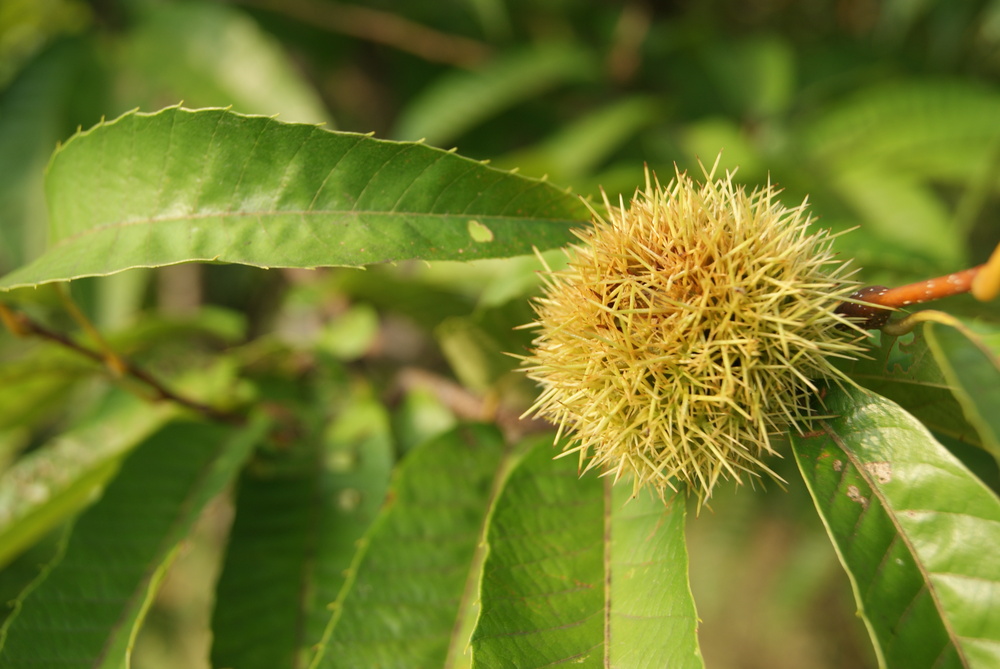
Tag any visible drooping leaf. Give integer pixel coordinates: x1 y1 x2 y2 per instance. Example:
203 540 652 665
0 525 67 631
846 329 981 447
471 437 703 668
922 319 1000 462
0 360 240 568
211 391 394 669
792 385 1000 668
0 390 177 569
0 107 590 290
0 416 267 668
310 424 508 669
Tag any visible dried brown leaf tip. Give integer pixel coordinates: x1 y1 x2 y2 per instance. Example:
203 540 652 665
521 160 869 504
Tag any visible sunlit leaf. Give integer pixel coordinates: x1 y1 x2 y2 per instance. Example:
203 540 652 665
792 385 1000 668
0 107 589 290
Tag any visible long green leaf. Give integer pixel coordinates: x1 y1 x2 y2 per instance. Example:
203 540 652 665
0 359 239 568
923 319 1000 462
0 417 267 668
471 438 703 668
792 385 1000 668
0 107 589 290
0 389 178 569
310 424 507 669
211 392 394 669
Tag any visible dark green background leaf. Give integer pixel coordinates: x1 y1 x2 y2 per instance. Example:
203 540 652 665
393 43 594 146
0 390 179 568
923 319 1000 462
846 329 981 447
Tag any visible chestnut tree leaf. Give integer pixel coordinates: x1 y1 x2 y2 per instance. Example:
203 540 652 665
308 424 510 669
0 391 179 569
211 387 394 669
0 360 240 569
471 437 704 669
846 329 981 447
0 417 267 668
922 319 1000 463
792 385 1000 669
0 106 589 290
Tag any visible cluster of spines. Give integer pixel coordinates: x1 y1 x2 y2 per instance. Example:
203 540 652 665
522 165 868 502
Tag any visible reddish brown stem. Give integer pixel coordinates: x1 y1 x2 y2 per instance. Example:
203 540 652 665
868 266 981 308
836 264 985 330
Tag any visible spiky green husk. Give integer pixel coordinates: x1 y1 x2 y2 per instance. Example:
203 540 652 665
522 165 868 503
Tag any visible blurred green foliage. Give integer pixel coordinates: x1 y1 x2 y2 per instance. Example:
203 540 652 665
2 1 1000 667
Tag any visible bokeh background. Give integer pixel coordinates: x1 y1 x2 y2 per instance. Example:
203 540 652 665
4 1 1000 667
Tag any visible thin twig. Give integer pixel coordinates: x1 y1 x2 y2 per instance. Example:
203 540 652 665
0 304 245 425
55 284 128 376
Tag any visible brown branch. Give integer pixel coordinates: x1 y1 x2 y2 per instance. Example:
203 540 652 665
0 303 245 425
230 0 492 69
836 258 997 330
866 266 982 308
